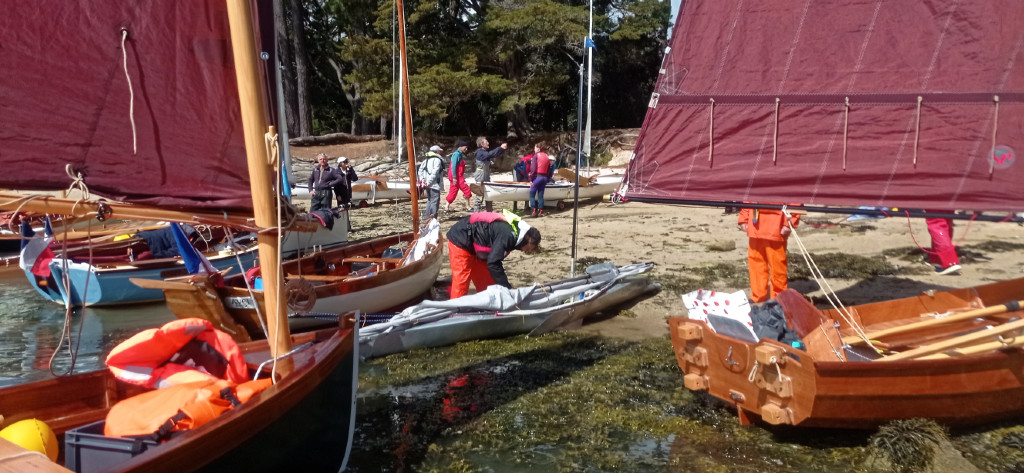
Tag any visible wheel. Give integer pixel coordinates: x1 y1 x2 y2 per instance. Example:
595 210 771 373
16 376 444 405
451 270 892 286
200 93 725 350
359 200 369 208
556 200 567 210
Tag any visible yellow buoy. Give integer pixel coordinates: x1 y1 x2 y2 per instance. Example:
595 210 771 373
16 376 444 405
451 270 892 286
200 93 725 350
0 419 59 461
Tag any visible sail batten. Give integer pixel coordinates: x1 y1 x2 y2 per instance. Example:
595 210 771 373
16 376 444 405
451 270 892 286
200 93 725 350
625 0 1024 213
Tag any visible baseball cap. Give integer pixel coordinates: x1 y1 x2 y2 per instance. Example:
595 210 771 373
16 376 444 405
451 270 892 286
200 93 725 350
456 140 468 148
337 157 348 164
429 145 443 152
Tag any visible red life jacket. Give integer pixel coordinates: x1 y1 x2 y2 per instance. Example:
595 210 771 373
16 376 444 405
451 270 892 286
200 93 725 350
106 318 249 389
104 377 273 439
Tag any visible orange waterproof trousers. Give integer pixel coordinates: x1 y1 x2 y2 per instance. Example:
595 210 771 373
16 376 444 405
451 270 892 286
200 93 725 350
747 238 788 303
448 241 496 299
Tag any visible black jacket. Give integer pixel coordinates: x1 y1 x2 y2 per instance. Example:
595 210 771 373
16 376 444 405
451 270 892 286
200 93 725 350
446 214 520 288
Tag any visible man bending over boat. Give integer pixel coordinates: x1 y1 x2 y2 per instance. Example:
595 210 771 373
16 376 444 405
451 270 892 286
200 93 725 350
308 153 344 211
446 210 541 299
738 206 799 302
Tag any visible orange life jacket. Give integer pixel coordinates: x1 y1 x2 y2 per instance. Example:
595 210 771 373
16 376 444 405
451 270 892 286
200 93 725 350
104 378 273 439
106 318 249 389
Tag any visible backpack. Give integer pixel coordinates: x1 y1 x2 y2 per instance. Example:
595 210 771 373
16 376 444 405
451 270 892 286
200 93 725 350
513 158 529 182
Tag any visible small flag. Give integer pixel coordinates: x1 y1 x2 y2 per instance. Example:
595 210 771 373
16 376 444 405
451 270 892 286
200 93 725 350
170 223 216 275
585 37 596 49
19 219 55 278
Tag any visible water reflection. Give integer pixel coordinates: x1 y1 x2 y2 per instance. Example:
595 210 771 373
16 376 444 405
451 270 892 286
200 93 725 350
0 270 174 387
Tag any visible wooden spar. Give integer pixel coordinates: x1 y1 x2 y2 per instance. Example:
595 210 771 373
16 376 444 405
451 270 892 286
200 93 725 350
0 192 260 231
841 300 1023 346
880 317 1024 361
919 336 1024 360
225 0 292 372
396 0 419 232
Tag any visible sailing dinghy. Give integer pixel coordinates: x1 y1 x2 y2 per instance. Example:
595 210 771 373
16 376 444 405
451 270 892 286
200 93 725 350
624 0 1024 428
0 1 356 471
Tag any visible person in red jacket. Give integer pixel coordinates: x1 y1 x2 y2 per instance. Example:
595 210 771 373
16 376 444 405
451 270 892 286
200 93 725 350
445 210 541 299
738 206 800 302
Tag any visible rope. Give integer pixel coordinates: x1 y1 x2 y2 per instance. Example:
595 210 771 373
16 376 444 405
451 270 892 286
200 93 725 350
842 97 849 170
913 96 922 167
747 360 760 383
64 165 90 201
903 210 977 254
120 29 137 154
773 98 780 164
707 98 715 165
783 206 875 356
989 95 999 177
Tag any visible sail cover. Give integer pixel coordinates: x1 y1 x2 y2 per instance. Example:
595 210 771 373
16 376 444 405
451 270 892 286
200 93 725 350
0 1 273 210
624 0 1024 213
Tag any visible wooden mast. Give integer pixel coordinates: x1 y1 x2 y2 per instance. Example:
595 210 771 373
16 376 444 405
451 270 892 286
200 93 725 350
225 0 293 372
396 0 420 232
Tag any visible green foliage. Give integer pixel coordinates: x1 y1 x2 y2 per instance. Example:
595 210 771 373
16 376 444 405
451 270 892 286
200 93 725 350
292 0 670 135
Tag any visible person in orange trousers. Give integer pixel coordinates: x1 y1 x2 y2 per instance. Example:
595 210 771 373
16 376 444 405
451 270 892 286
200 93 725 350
446 210 542 299
738 206 800 303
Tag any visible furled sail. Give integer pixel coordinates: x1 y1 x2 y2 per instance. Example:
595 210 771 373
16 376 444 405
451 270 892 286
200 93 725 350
623 1 1023 213
0 1 274 211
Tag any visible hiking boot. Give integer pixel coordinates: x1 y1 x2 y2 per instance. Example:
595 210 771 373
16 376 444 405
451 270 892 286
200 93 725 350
536 209 544 217
935 264 961 275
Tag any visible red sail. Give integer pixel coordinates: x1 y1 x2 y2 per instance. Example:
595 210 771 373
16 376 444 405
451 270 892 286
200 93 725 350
624 0 1024 212
0 1 273 210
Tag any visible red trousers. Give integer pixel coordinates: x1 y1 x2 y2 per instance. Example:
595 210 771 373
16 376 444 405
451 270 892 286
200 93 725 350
448 241 496 299
926 217 959 268
747 238 788 303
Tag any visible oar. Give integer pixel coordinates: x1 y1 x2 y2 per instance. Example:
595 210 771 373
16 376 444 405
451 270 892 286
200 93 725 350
879 316 1024 361
842 299 1023 346
918 336 1024 360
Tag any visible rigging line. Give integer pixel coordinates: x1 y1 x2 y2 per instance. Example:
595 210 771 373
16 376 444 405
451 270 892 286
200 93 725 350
842 97 850 170
913 96 923 167
120 29 137 154
783 207 876 354
989 95 999 177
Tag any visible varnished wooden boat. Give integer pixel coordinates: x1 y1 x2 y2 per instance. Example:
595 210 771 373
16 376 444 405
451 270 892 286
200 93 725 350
0 325 357 472
133 223 444 343
670 277 1024 428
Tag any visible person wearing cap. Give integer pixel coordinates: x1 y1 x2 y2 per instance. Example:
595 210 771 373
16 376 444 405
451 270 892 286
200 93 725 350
471 136 508 212
307 153 344 211
445 209 542 299
444 140 473 213
333 157 359 208
417 145 446 220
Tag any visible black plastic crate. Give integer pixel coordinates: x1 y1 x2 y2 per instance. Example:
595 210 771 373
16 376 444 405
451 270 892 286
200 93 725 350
64 420 158 473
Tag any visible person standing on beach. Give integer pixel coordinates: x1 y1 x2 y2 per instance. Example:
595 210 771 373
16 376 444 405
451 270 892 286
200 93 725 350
445 210 542 299
445 141 473 212
527 141 551 217
308 153 343 211
471 136 507 212
417 145 446 220
926 215 961 275
738 206 800 302
334 157 359 208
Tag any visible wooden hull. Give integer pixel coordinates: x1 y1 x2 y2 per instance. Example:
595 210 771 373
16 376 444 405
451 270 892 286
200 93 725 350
0 326 357 473
137 226 444 342
669 278 1024 428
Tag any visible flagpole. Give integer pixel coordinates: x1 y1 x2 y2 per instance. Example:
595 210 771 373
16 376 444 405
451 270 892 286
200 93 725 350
584 0 593 172
570 37 585 277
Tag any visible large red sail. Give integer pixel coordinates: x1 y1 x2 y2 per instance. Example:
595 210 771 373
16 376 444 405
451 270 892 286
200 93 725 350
624 0 1024 213
0 1 272 211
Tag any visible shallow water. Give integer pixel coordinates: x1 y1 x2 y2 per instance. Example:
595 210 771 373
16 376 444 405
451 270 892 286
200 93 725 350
0 270 174 387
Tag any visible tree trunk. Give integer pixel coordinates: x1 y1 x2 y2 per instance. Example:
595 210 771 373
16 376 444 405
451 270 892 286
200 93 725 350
289 0 312 137
274 0 299 137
